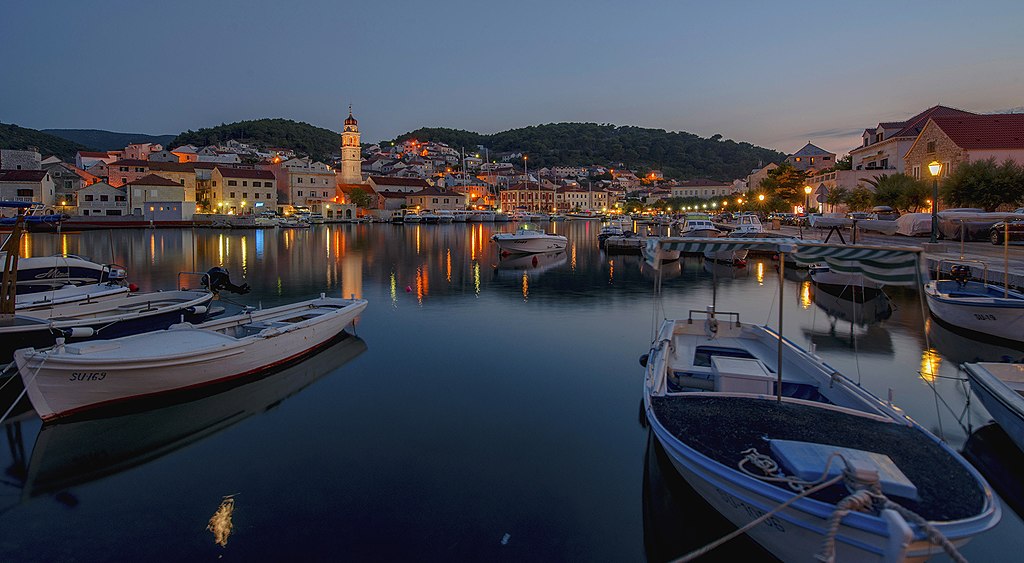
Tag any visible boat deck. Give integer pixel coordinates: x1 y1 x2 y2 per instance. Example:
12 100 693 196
650 395 985 521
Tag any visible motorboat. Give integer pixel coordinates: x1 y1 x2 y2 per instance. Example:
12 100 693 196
450 210 471 223
419 211 440 224
641 238 999 561
436 210 456 223
491 223 567 255
278 218 310 228
962 363 1024 453
403 212 422 223
567 211 602 221
390 211 406 224
677 213 722 244
14 293 368 421
307 213 325 224
492 211 511 222
705 215 762 264
924 265 1024 344
5 254 126 295
471 210 495 222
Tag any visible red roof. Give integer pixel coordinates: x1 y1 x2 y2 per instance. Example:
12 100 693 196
930 114 1024 149
215 166 275 180
0 170 48 182
890 105 976 138
127 174 183 187
368 176 430 188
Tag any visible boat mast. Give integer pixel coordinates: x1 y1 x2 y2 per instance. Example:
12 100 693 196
0 206 26 317
776 252 784 403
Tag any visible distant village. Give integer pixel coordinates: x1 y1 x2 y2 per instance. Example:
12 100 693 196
1 104 1022 223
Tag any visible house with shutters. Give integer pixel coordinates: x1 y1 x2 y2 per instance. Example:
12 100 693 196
210 167 277 215
849 105 976 173
903 113 1024 181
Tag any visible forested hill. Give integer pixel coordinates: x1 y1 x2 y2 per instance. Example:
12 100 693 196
391 123 786 180
169 119 340 162
0 123 91 161
44 129 175 151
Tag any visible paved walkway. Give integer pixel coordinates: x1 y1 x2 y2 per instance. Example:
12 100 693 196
772 224 1024 289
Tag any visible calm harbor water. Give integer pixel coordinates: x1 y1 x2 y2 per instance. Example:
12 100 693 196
1 221 1022 561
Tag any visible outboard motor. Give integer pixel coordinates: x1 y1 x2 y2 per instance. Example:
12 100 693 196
203 267 251 295
949 264 972 287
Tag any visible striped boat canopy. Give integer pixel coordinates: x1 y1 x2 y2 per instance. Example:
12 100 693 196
645 237 923 286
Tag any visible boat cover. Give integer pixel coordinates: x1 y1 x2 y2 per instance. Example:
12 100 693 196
895 213 933 236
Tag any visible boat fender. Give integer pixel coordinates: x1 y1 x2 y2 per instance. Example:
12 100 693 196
129 283 139 292
63 327 96 338
188 305 208 315
639 353 649 368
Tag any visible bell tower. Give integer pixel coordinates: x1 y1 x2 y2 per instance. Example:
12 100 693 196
340 104 362 185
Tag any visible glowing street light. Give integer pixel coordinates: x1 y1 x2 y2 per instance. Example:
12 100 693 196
804 185 813 213
928 161 942 243
758 194 765 202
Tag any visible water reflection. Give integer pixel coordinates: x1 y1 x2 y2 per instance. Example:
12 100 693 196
1 335 366 503
801 283 895 356
963 424 1024 521
927 317 1024 364
493 251 567 280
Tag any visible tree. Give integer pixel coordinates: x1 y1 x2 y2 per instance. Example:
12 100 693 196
758 162 807 211
348 188 373 208
846 187 874 211
825 186 849 212
942 158 1024 211
834 154 852 170
862 173 928 213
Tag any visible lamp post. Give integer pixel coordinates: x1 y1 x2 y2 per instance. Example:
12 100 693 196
928 161 942 243
804 185 812 214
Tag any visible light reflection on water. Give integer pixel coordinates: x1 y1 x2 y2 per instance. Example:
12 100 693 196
3 223 1022 561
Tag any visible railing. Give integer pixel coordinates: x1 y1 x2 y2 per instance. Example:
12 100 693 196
685 308 741 327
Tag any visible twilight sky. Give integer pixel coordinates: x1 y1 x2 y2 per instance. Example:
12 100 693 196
2 0 1022 157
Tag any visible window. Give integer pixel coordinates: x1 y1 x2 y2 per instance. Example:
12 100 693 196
875 133 883 143
212 181 218 187
298 190 303 197
64 180 73 189
230 192 236 198
228 180 237 186
253 181 261 187
84 194 94 201
912 165 920 179
100 195 109 201
254 193 259 199
242 181 248 187
115 195 125 202
135 167 145 173
122 177 127 184
823 156 831 161
297 177 303 184
795 157 801 162
180 179 185 185
242 193 248 199
120 166 128 172
927 141 936 153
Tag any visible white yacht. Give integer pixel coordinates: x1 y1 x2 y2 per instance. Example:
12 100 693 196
491 223 568 254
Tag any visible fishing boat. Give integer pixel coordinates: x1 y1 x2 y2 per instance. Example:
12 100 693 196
14 293 368 421
3 334 366 501
491 223 567 255
924 263 1024 344
16 282 130 311
641 237 999 561
962 363 1024 453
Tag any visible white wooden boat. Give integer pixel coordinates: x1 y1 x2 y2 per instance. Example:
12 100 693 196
678 214 722 241
15 282 130 311
11 335 367 499
963 363 1024 453
641 238 998 561
14 294 368 421
491 223 567 254
1 289 215 360
924 280 1024 343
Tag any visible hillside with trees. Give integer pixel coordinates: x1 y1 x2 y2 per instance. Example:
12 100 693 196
44 129 175 151
0 123 92 161
169 119 341 162
390 123 786 181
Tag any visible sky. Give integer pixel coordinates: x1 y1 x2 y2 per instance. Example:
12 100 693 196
2 0 1023 157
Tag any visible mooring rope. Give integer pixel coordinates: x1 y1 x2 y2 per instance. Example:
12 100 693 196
0 355 48 426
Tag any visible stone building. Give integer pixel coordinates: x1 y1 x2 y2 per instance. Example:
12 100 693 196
785 143 836 173
903 113 1024 181
850 105 975 173
340 106 362 185
0 149 41 170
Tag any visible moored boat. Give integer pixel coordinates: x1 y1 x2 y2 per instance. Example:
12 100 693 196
962 363 1024 453
924 268 1024 344
14 294 368 421
491 223 567 255
641 238 999 561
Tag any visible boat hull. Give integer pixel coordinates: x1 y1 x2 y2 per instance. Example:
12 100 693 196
925 282 1024 342
648 408 986 562
493 235 567 254
15 297 367 420
964 364 1024 453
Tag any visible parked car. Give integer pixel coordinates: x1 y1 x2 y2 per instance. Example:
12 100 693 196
990 217 1024 244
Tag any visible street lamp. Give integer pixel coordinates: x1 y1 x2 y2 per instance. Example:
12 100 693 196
804 185 812 213
928 161 942 243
